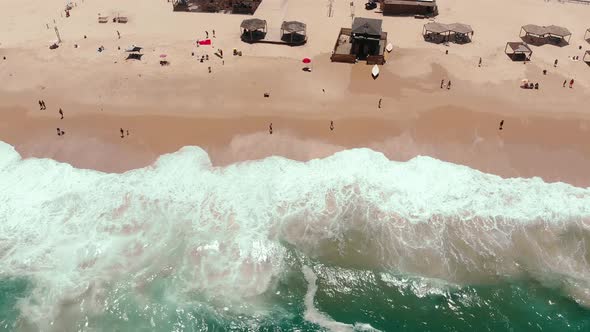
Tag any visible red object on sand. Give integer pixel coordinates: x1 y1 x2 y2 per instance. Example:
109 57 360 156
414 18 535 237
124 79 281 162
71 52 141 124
302 58 311 64
199 39 212 46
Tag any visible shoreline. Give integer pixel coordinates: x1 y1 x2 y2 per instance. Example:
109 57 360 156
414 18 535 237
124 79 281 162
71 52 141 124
2 104 590 187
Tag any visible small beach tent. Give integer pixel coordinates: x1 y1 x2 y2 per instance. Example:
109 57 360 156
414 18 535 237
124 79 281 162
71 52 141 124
240 18 267 42
504 42 533 61
423 22 449 43
448 23 473 43
545 25 571 43
281 21 307 44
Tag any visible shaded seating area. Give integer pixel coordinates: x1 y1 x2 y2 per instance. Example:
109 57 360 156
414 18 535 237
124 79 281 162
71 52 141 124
448 23 473 44
280 21 307 45
584 50 590 64
423 22 473 44
381 0 438 17
519 24 571 46
584 28 590 43
505 42 532 61
126 53 143 60
241 18 267 42
423 22 449 43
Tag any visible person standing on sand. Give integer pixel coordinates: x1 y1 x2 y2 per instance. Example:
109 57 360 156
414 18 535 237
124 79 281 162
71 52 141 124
563 80 567 87
554 59 558 67
499 120 504 130
570 79 574 88
213 30 216 38
205 31 209 39
116 30 120 39
120 128 124 138
447 80 451 90
126 130 129 136
478 57 482 67
330 121 334 131
38 100 43 110
42 100 46 110
269 123 273 135
57 128 61 136
440 79 444 89
59 108 63 119
378 98 382 108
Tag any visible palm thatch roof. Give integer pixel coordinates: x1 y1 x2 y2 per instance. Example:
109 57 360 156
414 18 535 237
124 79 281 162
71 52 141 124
281 21 306 33
241 18 267 31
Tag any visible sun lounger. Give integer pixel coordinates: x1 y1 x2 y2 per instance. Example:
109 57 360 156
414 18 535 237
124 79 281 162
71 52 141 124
98 16 109 23
115 16 128 24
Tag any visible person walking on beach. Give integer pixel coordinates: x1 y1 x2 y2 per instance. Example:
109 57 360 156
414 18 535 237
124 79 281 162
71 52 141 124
499 120 504 130
116 30 121 39
330 120 334 131
378 98 382 108
59 108 63 119
563 80 567 87
205 31 209 39
42 100 46 110
269 123 273 135
57 128 61 136
569 79 574 88
120 128 124 138
447 80 451 90
126 130 129 136
213 30 216 38
478 57 482 67
208 66 211 73
440 79 445 88
38 100 43 110
554 59 558 67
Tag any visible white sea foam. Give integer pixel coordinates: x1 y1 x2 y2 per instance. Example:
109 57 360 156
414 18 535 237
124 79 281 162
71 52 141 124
1 141 590 329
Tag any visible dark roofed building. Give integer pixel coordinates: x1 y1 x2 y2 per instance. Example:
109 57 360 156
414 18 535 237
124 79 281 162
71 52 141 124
381 0 437 17
352 18 383 36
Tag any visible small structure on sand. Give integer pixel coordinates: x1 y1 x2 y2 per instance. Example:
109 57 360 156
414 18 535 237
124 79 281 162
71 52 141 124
505 42 532 61
423 22 473 44
241 18 267 42
173 0 262 14
519 24 571 46
331 17 387 64
380 0 437 17
281 21 307 44
583 50 590 63
584 28 590 42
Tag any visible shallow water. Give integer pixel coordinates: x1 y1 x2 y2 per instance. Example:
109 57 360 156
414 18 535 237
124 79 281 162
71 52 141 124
1 141 590 331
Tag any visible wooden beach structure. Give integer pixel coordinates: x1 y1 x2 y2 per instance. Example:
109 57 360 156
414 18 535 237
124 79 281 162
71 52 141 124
505 42 533 61
380 0 437 17
241 18 267 42
423 22 473 44
331 17 387 65
519 24 572 45
240 19 306 46
173 0 262 14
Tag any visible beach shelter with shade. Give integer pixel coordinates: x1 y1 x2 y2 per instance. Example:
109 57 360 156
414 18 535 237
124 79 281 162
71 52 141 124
281 21 307 44
351 18 384 60
545 25 572 44
448 23 473 43
240 18 267 42
585 28 590 42
505 42 533 61
520 24 547 39
423 22 450 43
583 50 590 63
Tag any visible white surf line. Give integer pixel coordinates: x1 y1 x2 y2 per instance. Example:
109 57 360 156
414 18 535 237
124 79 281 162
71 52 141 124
302 266 382 332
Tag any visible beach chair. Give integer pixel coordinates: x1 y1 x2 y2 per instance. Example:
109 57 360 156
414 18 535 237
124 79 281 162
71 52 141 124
115 16 128 24
98 16 109 23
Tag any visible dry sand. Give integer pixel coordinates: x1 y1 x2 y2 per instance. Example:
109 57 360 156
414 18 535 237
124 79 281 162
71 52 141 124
1 0 590 186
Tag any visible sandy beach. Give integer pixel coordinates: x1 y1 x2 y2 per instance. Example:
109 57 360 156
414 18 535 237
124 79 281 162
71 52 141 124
1 0 590 186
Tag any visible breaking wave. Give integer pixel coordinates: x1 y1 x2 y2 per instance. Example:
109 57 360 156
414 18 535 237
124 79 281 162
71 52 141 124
1 141 590 330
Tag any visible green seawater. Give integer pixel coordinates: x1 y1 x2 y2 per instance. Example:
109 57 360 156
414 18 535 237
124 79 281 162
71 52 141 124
2 262 590 331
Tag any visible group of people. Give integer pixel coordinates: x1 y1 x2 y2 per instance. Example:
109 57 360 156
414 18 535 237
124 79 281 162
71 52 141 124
440 79 452 90
563 79 575 88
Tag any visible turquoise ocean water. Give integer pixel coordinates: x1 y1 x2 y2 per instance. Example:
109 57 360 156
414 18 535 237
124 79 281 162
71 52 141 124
2 142 590 331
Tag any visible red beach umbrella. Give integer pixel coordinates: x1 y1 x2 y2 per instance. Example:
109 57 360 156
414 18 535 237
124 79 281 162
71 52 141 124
302 58 311 64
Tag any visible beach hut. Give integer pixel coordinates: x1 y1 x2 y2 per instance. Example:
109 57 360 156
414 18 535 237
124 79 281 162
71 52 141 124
448 23 473 44
505 42 532 61
240 18 267 42
423 22 449 43
381 0 437 17
280 21 307 44
545 25 571 44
